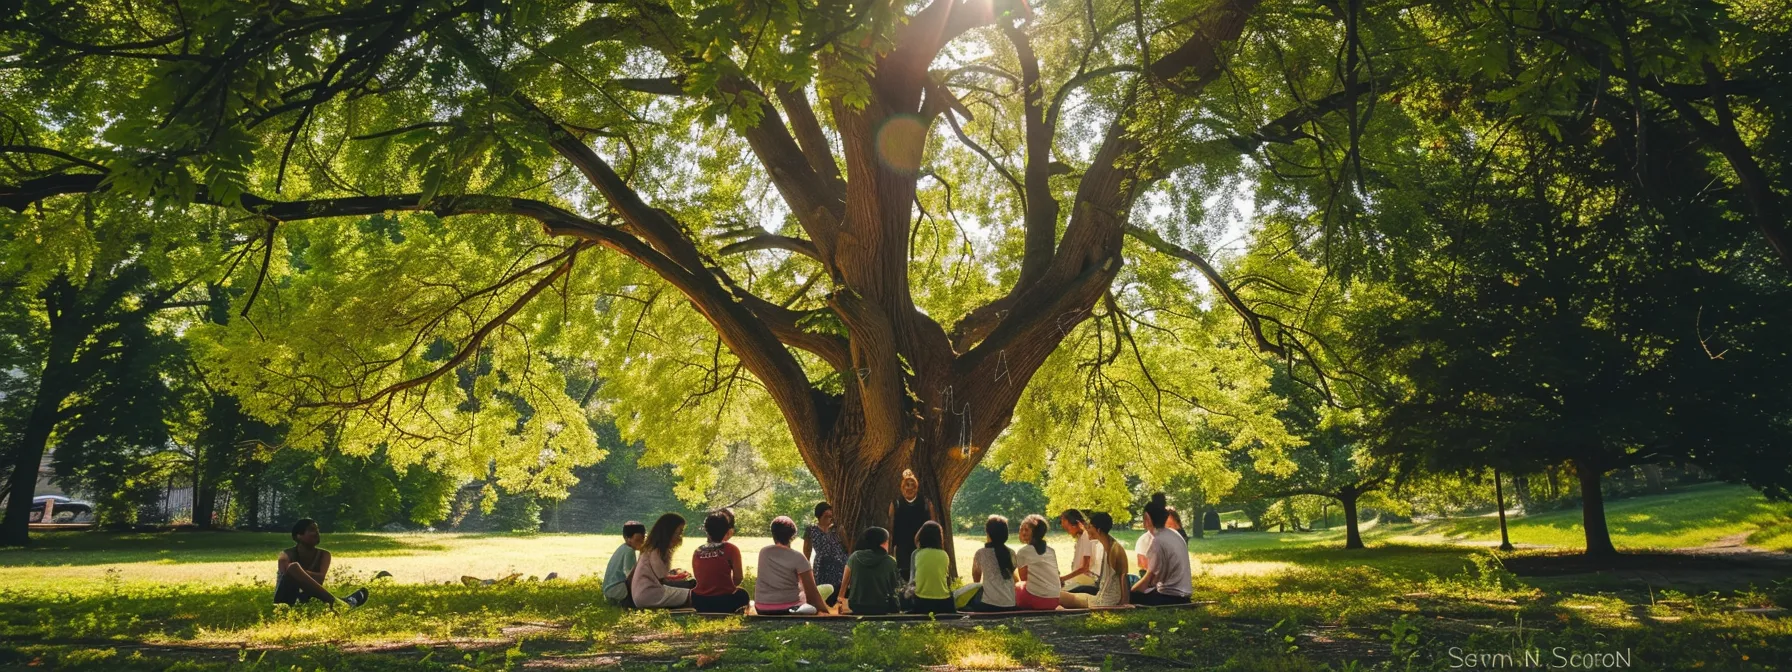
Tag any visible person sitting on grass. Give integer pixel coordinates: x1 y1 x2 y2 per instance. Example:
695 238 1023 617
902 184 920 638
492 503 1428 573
1014 514 1063 610
275 518 368 609
839 526 901 615
1057 509 1101 596
754 516 835 615
1132 505 1175 573
631 513 694 609
602 520 647 607
953 515 1017 612
1130 494 1193 606
690 511 751 613
1061 512 1130 609
905 521 956 615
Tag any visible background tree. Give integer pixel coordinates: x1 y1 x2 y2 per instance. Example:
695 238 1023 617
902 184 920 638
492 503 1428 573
0 216 219 544
1354 96 1792 556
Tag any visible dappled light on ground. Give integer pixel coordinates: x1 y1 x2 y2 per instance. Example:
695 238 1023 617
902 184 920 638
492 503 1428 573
4 485 1790 670
1394 483 1792 550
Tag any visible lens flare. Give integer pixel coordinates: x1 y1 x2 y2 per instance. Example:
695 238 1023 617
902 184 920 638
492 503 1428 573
875 114 928 174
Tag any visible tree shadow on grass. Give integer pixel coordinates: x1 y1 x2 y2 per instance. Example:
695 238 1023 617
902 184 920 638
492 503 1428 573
1403 483 1791 549
1209 542 1485 583
0 531 438 567
0 579 634 645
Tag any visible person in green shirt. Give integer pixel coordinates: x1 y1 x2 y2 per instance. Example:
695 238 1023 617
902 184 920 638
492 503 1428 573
905 521 956 614
840 527 901 615
602 521 647 606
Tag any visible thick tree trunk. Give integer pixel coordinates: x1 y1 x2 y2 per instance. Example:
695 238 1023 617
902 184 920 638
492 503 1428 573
1573 459 1618 557
193 467 218 529
813 434 908 558
240 479 260 530
1340 489 1364 550
1 282 79 547
1 396 60 546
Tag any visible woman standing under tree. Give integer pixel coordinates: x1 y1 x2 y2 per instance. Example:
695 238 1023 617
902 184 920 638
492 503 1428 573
888 469 936 582
802 502 848 605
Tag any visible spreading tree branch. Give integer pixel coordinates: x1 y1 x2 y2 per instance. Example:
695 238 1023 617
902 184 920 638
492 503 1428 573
1123 223 1284 356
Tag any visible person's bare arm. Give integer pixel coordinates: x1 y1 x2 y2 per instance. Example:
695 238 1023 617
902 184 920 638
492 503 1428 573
802 530 813 560
311 550 331 582
972 557 983 583
729 550 744 587
1062 548 1092 581
798 571 832 614
1017 561 1029 583
838 565 854 613
1131 566 1158 592
278 554 338 603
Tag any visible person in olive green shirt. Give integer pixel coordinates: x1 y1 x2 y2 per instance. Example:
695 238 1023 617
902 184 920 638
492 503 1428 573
839 527 901 615
905 521 956 614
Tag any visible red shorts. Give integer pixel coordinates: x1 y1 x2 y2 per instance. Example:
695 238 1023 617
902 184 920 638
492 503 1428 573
1013 585 1061 610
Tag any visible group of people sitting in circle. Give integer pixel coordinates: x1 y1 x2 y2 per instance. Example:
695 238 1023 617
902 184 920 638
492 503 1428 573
601 469 1194 615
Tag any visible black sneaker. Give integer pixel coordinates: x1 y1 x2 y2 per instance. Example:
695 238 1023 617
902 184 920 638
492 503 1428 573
342 588 369 608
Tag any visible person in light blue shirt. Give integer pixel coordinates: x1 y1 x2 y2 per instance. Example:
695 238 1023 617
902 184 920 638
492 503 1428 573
603 521 647 606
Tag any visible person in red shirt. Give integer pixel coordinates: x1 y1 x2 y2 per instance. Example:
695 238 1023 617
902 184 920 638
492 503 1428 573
689 510 749 613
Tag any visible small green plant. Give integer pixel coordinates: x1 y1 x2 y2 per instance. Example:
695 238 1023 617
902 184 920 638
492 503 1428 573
1267 617 1301 655
1379 615 1423 670
1467 551 1518 591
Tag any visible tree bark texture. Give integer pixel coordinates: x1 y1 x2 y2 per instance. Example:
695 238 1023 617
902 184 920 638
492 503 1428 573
1494 468 1513 552
1573 459 1618 557
0 282 81 547
1341 489 1364 550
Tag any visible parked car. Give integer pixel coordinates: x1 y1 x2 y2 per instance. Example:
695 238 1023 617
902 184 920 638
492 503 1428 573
29 495 95 523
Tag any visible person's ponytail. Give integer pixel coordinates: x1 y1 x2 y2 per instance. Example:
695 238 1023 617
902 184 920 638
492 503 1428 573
1022 514 1049 555
1144 492 1170 529
985 516 1016 580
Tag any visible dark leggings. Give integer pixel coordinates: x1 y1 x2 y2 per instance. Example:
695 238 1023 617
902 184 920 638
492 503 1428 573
905 596 957 615
691 589 750 613
1130 590 1191 606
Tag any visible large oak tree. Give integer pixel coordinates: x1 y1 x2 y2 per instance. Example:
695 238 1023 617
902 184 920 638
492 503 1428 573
0 0 1354 546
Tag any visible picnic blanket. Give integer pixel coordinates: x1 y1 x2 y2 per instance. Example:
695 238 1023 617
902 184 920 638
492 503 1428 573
673 601 1212 622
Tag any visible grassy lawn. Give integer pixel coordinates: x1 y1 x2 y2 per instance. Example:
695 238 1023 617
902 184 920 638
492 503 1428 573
1387 482 1792 551
3 483 1789 670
